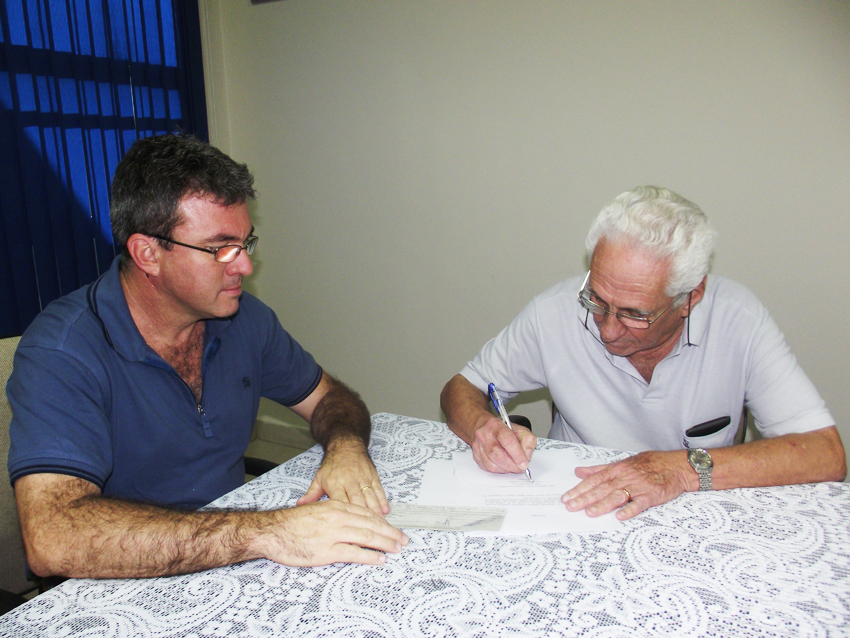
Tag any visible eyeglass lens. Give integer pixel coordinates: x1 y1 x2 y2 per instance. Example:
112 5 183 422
215 236 258 263
580 297 652 329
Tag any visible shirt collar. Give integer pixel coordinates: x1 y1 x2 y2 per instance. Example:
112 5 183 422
90 257 233 361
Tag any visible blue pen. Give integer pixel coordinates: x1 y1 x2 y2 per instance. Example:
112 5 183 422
488 383 533 481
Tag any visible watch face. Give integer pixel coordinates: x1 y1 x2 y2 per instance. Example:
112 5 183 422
690 449 713 469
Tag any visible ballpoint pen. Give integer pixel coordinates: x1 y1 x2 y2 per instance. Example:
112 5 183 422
488 382 533 482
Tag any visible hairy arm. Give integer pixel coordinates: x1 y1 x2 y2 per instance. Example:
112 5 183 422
16 472 407 579
295 372 372 451
293 372 389 514
563 426 846 520
440 374 536 474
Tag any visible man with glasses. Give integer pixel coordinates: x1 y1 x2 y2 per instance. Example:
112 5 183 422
7 134 407 579
441 186 845 520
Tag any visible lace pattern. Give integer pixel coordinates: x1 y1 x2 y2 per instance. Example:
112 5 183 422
2 413 849 637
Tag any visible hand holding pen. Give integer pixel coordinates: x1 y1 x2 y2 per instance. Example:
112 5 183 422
488 383 533 481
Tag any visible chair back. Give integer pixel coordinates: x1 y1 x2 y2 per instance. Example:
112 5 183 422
1 336 31 595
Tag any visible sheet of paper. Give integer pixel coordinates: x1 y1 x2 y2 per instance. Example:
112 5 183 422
417 450 622 535
385 504 506 532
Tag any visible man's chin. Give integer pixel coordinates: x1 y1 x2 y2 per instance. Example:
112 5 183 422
213 296 241 318
602 341 634 357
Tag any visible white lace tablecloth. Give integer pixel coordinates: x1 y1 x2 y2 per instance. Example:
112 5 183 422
2 413 850 637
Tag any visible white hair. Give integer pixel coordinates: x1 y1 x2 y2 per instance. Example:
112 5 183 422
585 186 717 300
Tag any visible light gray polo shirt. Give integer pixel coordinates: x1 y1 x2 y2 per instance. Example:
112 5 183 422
460 274 833 453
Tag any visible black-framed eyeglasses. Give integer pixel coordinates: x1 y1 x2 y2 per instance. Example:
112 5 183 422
150 233 258 263
576 270 684 330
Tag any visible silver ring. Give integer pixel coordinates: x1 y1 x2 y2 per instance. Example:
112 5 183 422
622 488 631 503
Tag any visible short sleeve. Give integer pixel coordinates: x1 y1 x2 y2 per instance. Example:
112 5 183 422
236 296 322 407
744 303 834 437
460 296 548 402
7 344 113 487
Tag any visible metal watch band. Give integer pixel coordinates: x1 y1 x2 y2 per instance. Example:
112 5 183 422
689 448 713 491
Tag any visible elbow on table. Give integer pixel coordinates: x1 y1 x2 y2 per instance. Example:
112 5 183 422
773 427 846 486
818 426 847 483
14 473 100 579
828 452 847 483
439 375 460 414
21 529 69 579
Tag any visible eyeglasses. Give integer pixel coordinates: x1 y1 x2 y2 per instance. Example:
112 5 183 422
150 233 258 263
576 270 684 330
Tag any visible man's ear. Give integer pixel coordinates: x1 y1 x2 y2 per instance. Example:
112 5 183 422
681 276 707 317
125 233 162 277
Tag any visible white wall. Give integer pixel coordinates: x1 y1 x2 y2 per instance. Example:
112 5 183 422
200 1 850 467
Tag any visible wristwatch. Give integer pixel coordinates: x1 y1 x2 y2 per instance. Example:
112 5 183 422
687 448 713 491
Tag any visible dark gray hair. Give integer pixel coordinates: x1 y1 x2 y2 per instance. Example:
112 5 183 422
110 134 256 268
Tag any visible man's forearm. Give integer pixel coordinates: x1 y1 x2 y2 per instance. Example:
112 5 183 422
19 471 408 578
309 375 371 451
440 374 492 445
564 426 846 522
18 475 275 579
708 426 846 491
54 500 270 578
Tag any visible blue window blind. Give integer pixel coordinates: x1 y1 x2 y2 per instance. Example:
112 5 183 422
0 0 208 337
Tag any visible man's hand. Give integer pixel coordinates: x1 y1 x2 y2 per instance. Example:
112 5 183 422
561 450 693 520
441 374 538 475
297 437 390 515
290 372 388 514
470 415 537 475
262 499 408 567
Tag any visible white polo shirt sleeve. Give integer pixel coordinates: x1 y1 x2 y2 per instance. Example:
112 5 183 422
736 288 834 437
460 282 563 402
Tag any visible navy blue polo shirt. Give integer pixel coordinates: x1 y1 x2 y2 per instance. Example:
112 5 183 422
7 257 322 509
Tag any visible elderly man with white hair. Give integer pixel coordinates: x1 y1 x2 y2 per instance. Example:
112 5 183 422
441 186 845 520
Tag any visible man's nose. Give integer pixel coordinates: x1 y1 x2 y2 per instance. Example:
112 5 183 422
226 249 253 277
596 311 626 341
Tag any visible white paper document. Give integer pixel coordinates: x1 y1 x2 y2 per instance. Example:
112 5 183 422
417 450 623 535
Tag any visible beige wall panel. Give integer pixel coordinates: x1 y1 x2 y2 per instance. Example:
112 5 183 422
199 1 850 469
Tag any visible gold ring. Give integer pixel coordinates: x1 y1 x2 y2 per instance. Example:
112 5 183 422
360 485 374 492
622 488 631 503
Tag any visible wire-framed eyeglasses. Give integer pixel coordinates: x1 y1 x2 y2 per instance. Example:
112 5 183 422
150 233 258 263
576 270 684 330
